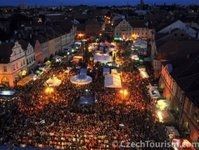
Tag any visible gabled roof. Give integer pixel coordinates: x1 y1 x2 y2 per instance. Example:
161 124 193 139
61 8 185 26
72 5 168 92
18 39 29 50
114 18 147 28
128 19 147 28
0 42 14 63
158 20 197 38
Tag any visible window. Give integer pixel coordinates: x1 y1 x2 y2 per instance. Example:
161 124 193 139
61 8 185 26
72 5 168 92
3 66 7 72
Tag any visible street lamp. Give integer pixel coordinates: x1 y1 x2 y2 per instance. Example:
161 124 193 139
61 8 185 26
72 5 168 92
78 33 85 39
119 89 129 100
131 33 139 40
44 87 54 95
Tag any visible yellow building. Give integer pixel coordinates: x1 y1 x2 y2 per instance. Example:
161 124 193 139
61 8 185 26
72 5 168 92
114 18 154 41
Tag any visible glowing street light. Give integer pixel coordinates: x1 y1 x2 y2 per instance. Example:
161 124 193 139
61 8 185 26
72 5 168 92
131 33 139 40
156 111 164 123
119 89 129 100
44 87 54 95
78 33 85 38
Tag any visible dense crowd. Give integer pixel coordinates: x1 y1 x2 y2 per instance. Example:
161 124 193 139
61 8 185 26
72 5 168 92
0 42 169 149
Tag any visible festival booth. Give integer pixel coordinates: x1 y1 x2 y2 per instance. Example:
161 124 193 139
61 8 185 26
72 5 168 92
54 55 63 63
78 96 95 106
94 53 113 64
132 39 147 55
103 67 110 76
108 42 117 52
17 74 34 86
72 55 83 63
156 99 170 110
155 99 174 123
155 110 172 123
147 84 161 99
104 70 122 88
45 76 62 87
88 43 98 52
74 41 82 48
133 39 147 48
70 68 92 85
77 89 96 106
131 54 140 61
106 62 119 68
138 67 149 79
64 67 72 73
0 90 16 96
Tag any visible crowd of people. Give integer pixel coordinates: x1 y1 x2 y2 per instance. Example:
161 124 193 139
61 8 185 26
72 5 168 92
0 42 169 149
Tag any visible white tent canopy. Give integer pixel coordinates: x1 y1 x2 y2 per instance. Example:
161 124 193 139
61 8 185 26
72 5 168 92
138 67 149 79
45 76 62 87
70 75 92 85
147 84 161 99
94 53 113 64
133 39 147 48
104 74 122 88
103 67 110 76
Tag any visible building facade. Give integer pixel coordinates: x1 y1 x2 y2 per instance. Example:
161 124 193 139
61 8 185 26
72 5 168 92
114 19 154 41
0 41 30 87
181 95 199 141
114 19 132 40
34 26 76 63
159 63 199 142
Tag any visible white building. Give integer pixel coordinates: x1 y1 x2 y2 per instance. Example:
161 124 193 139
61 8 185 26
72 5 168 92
0 41 30 87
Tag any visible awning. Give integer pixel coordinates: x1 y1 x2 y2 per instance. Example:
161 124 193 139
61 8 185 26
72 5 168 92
45 76 62 87
17 74 34 86
104 74 122 88
94 53 113 64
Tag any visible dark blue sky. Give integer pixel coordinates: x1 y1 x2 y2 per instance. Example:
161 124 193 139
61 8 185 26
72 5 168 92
0 0 198 6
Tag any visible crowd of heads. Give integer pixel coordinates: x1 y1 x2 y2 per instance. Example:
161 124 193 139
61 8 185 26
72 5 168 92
0 42 169 149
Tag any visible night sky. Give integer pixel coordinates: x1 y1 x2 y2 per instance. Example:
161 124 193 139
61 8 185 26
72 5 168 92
0 0 198 6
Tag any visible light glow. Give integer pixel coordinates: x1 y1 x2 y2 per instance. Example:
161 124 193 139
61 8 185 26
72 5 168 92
44 87 54 95
119 89 129 99
157 111 164 123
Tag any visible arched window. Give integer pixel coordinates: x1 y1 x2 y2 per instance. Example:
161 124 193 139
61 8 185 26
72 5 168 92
1 76 9 86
